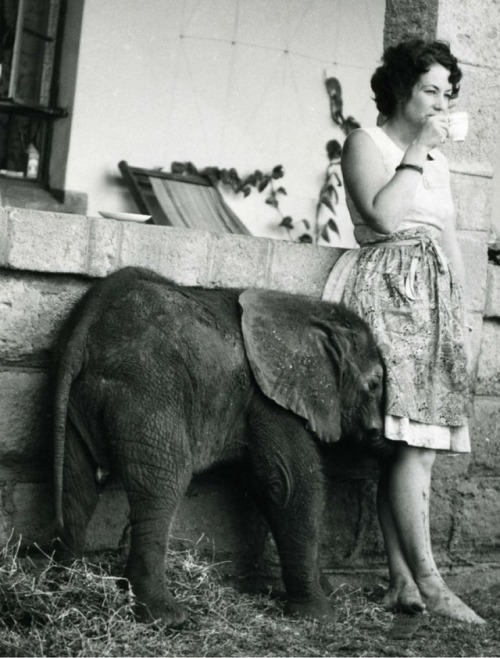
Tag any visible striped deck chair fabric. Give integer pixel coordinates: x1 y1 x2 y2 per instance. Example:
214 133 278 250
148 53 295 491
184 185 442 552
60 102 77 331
118 160 249 235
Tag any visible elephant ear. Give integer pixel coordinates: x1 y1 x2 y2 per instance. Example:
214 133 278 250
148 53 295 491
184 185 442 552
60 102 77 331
239 289 345 443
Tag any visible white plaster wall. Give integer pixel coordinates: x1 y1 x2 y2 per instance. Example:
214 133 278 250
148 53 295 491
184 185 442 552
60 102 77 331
65 0 384 244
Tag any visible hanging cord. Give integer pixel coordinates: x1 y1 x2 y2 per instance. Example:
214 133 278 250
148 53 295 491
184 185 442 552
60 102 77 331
218 0 240 161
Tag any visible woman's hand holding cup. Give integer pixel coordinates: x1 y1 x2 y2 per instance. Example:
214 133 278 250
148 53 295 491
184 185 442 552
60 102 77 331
416 115 450 150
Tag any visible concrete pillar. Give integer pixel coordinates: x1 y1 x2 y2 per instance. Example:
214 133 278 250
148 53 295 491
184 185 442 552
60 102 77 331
383 0 439 47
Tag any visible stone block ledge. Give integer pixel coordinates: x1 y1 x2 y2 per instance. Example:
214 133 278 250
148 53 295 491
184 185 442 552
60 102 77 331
0 206 342 299
0 206 489 313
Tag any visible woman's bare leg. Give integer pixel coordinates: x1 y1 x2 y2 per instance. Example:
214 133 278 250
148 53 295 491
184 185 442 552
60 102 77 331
377 466 425 613
380 444 484 624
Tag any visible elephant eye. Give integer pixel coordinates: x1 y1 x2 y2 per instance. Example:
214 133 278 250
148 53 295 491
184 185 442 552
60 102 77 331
365 363 384 392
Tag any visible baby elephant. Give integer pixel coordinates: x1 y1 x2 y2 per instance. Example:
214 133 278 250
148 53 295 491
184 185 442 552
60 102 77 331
53 266 387 627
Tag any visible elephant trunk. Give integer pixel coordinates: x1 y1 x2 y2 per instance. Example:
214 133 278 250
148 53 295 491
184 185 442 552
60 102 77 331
365 427 395 458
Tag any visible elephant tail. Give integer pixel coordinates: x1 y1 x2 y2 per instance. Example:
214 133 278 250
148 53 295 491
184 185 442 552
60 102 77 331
53 266 152 529
53 328 87 530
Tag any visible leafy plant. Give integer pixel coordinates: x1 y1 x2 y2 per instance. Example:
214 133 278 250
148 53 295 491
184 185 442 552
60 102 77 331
170 159 341 244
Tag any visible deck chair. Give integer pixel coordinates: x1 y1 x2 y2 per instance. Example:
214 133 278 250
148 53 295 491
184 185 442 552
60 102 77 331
118 160 250 234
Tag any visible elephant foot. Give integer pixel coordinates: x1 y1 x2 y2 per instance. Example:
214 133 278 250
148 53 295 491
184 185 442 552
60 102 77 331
134 596 187 628
285 595 333 622
51 536 84 567
320 572 334 595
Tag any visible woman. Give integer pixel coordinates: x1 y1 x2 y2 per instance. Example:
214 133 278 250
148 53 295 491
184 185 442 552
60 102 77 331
323 38 484 624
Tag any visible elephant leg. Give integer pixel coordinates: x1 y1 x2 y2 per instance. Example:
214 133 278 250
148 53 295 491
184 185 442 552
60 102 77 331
113 409 192 627
124 496 188 627
57 422 100 560
248 396 331 621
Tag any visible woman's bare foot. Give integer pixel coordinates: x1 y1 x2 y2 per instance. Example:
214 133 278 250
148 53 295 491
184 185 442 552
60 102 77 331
382 579 426 614
417 574 485 624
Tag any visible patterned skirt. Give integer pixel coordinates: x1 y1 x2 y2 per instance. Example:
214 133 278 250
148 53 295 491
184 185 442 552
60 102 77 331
323 227 471 452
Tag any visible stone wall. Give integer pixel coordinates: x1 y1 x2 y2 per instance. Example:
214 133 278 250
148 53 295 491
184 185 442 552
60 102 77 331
473 264 500 559
0 205 499 585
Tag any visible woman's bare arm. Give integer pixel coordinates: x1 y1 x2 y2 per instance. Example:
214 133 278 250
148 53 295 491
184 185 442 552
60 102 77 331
341 130 428 234
341 117 448 234
440 211 465 290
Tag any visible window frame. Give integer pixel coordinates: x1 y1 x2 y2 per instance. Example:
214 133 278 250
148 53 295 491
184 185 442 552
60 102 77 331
0 0 69 185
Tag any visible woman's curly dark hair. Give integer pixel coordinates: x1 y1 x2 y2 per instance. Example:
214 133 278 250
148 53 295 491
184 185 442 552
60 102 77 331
371 38 462 117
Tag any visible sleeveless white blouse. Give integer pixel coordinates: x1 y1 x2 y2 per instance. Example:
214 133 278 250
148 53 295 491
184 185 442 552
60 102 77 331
346 127 455 246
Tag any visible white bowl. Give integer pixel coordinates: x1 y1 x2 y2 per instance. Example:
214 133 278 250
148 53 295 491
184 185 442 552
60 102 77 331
98 211 151 222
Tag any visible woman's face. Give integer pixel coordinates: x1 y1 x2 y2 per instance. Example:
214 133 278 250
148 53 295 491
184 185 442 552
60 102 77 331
401 63 453 126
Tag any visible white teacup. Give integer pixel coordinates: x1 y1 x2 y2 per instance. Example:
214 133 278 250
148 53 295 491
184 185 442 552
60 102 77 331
448 111 469 142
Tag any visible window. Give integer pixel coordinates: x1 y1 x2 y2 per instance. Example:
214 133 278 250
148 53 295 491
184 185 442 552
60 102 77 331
0 0 67 184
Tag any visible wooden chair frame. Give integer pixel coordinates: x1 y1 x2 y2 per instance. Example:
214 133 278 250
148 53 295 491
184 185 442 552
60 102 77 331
118 160 249 234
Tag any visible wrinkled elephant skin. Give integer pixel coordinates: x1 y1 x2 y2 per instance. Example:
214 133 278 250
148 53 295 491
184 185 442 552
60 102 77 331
53 266 388 627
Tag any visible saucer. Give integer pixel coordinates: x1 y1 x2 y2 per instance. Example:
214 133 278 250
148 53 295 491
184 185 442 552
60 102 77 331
98 211 151 222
